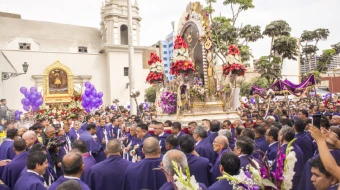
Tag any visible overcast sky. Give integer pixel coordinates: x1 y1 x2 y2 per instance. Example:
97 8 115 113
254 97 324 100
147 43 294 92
1 0 339 58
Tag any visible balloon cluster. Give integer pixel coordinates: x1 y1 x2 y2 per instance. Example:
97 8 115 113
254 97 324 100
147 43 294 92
14 110 23 120
82 82 103 113
20 87 43 112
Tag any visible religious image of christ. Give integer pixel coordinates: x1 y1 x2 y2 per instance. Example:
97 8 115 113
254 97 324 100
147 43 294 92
48 69 68 94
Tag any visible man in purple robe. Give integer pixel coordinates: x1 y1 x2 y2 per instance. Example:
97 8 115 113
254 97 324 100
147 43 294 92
22 131 38 150
133 123 152 160
212 135 230 182
154 122 169 154
122 137 166 190
253 125 269 153
48 152 90 190
79 124 103 156
85 139 131 190
171 122 185 139
0 128 18 177
233 136 259 169
79 115 93 135
68 122 80 142
209 152 240 190
202 119 212 136
159 149 207 190
70 140 96 181
179 135 212 187
294 118 314 161
13 151 48 190
194 126 216 164
2 138 28 189
109 118 120 139
207 121 220 144
94 118 109 162
218 129 235 150
309 156 339 190
123 126 138 161
265 127 279 163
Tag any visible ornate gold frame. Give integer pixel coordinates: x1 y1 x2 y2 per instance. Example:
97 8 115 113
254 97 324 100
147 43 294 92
43 61 74 104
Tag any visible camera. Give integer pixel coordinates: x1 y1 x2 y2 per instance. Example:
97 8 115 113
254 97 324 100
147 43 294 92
45 137 66 149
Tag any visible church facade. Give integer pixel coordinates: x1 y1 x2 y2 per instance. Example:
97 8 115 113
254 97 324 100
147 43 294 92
0 0 151 109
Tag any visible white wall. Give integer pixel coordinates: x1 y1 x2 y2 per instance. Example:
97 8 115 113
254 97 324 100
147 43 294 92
282 58 300 84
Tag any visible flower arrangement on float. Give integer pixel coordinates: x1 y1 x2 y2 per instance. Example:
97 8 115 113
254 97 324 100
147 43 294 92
146 53 164 84
189 77 207 101
170 36 195 76
222 45 246 77
160 91 177 114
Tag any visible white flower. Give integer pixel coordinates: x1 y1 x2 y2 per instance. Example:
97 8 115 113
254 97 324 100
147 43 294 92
227 54 237 64
283 149 297 190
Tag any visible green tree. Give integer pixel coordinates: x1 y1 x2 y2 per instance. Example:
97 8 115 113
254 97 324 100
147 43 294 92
316 49 336 72
272 36 299 64
300 28 330 71
144 86 157 103
301 70 321 84
254 55 282 84
240 77 268 97
331 42 340 54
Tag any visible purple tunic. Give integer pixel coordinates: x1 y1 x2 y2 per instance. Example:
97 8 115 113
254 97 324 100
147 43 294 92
208 179 233 190
158 132 169 154
160 182 207 190
207 133 218 144
68 128 79 142
136 133 152 159
79 131 102 155
13 172 46 190
299 150 340 190
81 153 96 181
48 176 90 190
186 154 213 187
254 136 269 153
238 154 259 169
122 157 166 190
195 138 216 164
94 126 108 163
1 151 28 189
212 148 231 182
265 141 279 161
0 139 15 178
0 184 10 190
177 131 185 139
85 155 131 190
295 132 314 162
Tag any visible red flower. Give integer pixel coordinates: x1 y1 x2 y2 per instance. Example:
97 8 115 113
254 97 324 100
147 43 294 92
174 36 188 49
148 53 162 65
223 63 246 76
146 72 164 84
228 45 240 56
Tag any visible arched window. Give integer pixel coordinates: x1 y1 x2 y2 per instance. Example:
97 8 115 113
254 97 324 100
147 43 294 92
120 25 128 45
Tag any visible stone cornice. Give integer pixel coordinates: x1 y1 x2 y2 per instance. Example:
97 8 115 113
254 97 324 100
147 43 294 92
103 45 147 53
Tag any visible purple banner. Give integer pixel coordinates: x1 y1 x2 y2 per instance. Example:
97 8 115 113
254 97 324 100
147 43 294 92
283 74 316 97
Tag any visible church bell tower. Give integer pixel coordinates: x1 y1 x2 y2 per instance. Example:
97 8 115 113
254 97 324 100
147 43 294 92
100 0 141 46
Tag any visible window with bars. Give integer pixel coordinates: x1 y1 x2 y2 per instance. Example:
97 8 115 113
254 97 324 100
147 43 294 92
163 57 167 61
19 43 31 50
78 46 88 53
124 67 129 76
164 64 168 67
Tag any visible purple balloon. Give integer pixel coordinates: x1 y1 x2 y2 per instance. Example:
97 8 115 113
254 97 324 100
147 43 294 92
23 105 30 111
85 82 91 88
21 98 26 105
14 110 20 115
37 92 42 99
91 89 97 97
97 92 103 98
24 91 30 99
99 100 103 105
15 115 20 120
85 89 91 96
30 86 37 92
32 106 38 112
35 98 43 107
88 84 94 90
20 87 27 94
22 98 30 106
30 94 37 102
85 108 91 113
91 99 97 105
127 105 130 109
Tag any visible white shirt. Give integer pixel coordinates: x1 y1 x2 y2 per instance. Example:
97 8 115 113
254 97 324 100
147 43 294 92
269 141 278 147
195 139 202 146
238 154 247 158
158 132 165 137
27 170 40 176
63 175 80 180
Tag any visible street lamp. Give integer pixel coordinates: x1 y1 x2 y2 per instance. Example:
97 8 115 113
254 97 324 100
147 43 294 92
2 62 29 81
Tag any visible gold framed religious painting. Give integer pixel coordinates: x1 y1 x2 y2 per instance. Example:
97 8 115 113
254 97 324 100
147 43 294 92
43 61 74 103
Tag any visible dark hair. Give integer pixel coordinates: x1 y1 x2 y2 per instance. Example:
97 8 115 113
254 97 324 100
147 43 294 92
27 151 47 170
166 134 178 148
164 120 172 126
310 156 339 178
235 136 254 155
236 125 245 136
223 120 231 126
294 118 305 133
299 110 309 118
85 115 92 122
71 140 89 153
280 118 292 127
137 123 148 131
171 122 182 131
29 144 47 153
178 135 195 154
283 128 295 142
56 180 82 190
61 153 83 175
272 122 282 130
202 119 211 124
220 152 240 175
94 112 100 116
86 124 96 131
6 128 18 139
321 116 330 129
253 125 265 136
188 121 197 126
14 138 26 152
242 128 255 140
246 119 253 124
268 127 279 141
210 120 220 132
0 99 6 102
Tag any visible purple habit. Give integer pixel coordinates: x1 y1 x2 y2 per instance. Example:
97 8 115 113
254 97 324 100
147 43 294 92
265 141 279 162
93 126 108 163
122 157 166 190
136 133 152 159
1 151 28 189
254 136 269 153
160 182 207 190
68 128 80 142
177 131 185 139
208 179 234 190
0 139 15 178
158 132 169 154
207 132 218 144
238 154 260 169
299 150 340 190
79 131 102 155
81 153 96 181
48 176 90 190
195 138 216 164
13 171 46 190
85 155 131 190
294 132 314 162
0 184 10 190
186 154 213 187
212 148 230 183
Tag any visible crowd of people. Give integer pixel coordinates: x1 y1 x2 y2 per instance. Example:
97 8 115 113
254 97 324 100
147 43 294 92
0 97 339 189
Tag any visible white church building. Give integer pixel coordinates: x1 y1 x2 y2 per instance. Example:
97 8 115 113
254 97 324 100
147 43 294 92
0 0 151 109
